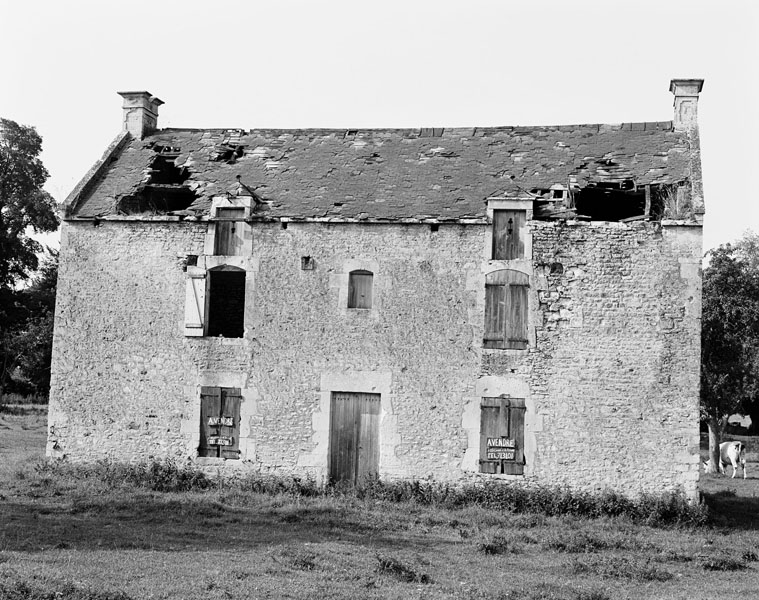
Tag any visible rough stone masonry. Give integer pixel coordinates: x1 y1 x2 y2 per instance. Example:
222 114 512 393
48 80 705 500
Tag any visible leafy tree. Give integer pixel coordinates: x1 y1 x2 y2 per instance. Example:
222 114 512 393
0 118 59 396
700 234 759 472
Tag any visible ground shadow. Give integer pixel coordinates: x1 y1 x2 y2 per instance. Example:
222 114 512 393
0 495 456 553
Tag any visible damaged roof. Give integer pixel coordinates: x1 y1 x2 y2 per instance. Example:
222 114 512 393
67 122 694 220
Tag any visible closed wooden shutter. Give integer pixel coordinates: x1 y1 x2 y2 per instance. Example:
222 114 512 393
484 270 529 349
484 284 507 346
348 270 373 309
492 210 525 260
220 388 242 459
480 397 525 475
214 208 245 256
184 273 206 336
199 387 221 457
199 386 241 459
506 283 528 350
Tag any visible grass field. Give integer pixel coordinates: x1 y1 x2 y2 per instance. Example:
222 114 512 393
1 412 759 600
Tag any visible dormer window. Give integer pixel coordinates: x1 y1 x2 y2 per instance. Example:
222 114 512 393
492 210 525 260
214 207 246 256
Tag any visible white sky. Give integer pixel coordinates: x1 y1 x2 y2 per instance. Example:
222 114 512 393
1 0 757 253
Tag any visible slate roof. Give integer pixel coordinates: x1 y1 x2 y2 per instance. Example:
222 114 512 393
68 122 693 220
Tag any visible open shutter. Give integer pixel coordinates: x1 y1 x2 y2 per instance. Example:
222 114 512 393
184 272 206 336
220 387 242 459
199 387 221 457
492 210 525 260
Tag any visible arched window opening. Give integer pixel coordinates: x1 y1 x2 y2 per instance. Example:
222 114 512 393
348 270 373 309
484 269 528 350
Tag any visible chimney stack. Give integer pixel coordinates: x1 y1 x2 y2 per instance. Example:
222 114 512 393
117 91 164 138
669 79 704 131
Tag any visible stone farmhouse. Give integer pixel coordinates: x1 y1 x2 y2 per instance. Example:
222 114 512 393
48 79 704 499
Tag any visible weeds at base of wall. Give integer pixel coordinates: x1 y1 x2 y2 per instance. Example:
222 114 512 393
30 459 709 527
0 581 133 600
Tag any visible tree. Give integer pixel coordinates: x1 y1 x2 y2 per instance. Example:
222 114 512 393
0 118 59 396
700 234 759 472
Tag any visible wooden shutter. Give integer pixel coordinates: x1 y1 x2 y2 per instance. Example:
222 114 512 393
506 283 528 350
492 210 525 260
484 284 507 347
214 208 245 256
199 387 221 457
480 397 525 475
348 270 373 309
220 387 242 459
484 270 529 349
199 387 241 459
184 272 206 336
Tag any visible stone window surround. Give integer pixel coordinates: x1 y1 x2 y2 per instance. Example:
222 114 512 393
335 258 382 319
480 198 536 352
461 376 542 479
184 255 258 341
485 198 533 266
181 371 257 465
203 196 255 257
297 371 401 481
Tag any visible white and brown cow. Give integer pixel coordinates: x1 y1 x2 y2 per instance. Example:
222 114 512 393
703 441 747 479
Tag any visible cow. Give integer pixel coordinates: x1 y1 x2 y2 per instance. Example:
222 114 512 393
703 441 747 479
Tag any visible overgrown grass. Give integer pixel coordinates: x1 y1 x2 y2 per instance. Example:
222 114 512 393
0 392 48 405
28 459 708 527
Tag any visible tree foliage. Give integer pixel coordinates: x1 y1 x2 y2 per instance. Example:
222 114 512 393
0 118 59 397
701 232 759 470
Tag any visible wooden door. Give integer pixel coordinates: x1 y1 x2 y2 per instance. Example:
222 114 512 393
329 392 381 484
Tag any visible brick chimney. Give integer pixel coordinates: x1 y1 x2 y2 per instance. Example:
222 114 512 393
117 91 164 138
669 79 704 131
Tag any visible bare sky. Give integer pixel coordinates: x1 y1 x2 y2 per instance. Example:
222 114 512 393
2 0 757 252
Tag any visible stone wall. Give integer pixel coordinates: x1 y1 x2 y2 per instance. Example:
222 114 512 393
49 217 701 498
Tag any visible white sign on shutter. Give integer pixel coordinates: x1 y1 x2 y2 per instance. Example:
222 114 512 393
184 273 206 336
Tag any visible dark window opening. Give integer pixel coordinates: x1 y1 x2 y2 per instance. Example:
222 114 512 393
301 256 315 270
281 222 288 229
348 270 373 309
484 269 528 350
492 210 525 260
430 223 439 232
480 397 525 475
199 386 241 459
207 269 245 338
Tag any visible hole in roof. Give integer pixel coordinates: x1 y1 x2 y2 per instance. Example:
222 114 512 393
116 154 196 214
